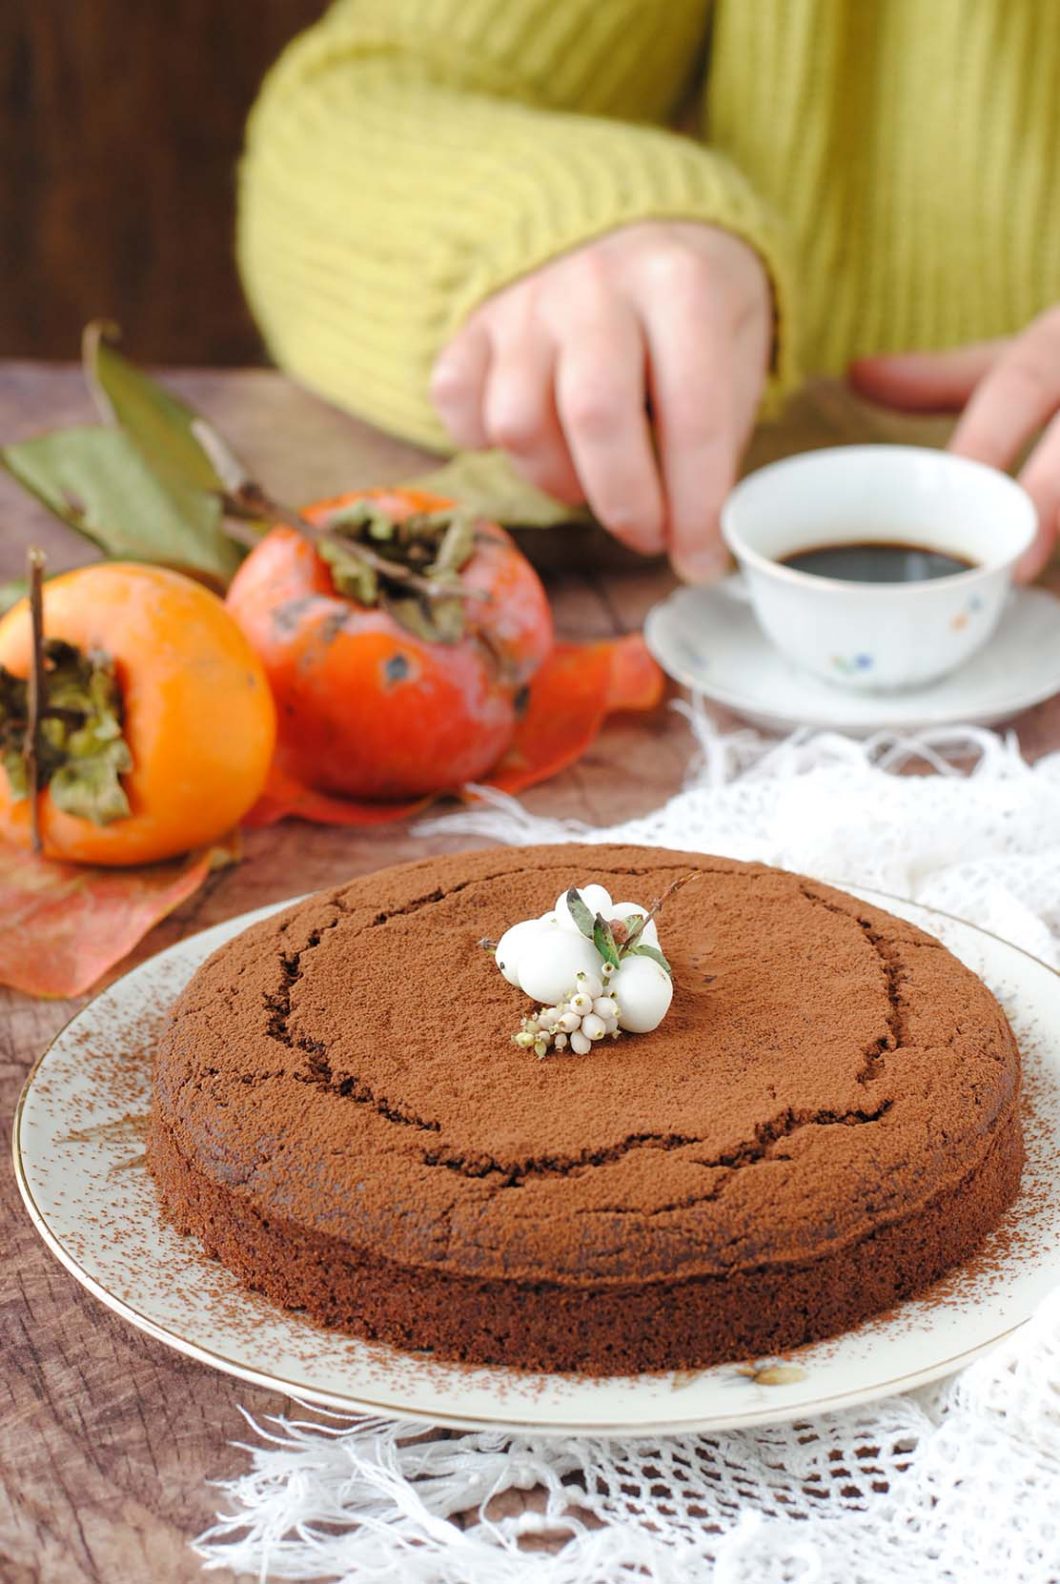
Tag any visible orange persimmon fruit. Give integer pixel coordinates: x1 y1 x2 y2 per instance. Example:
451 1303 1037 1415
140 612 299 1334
0 562 276 865
226 488 553 799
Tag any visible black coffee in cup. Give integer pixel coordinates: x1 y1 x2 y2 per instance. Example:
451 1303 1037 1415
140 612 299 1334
779 541 976 584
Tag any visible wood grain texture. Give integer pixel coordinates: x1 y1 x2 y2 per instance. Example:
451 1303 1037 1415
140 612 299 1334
1 1 326 364
1 363 1057 1581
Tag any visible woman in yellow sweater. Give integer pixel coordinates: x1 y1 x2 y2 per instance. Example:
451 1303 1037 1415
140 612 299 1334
238 0 1059 582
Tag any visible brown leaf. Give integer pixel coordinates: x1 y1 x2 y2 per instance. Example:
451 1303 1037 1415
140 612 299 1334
242 635 664 825
0 833 239 998
483 635 664 795
243 757 430 829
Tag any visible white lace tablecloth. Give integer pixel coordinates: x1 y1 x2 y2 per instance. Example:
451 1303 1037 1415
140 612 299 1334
198 709 1060 1584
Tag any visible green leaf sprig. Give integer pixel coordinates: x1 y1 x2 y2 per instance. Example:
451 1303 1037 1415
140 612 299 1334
564 878 689 978
1 324 241 584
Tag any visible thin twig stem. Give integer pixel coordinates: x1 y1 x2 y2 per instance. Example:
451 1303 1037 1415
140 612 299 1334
646 872 696 924
623 872 696 947
224 482 475 603
24 548 46 855
190 416 477 603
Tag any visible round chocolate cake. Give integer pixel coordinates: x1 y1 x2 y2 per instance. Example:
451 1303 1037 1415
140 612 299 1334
148 845 1023 1375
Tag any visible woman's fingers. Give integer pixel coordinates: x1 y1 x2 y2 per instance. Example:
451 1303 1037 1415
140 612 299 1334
848 340 1008 412
852 314 1060 581
552 289 664 553
429 319 492 449
482 319 583 504
432 225 775 572
1015 409 1060 581
636 257 736 581
946 314 1060 579
950 311 1060 469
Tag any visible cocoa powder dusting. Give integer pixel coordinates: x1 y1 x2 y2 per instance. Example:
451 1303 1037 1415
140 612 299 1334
146 845 1024 1375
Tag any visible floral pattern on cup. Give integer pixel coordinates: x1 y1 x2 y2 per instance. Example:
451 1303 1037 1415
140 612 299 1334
832 652 874 676
951 594 986 633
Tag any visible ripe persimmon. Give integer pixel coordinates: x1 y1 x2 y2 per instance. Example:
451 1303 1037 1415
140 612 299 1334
226 488 553 799
0 562 276 865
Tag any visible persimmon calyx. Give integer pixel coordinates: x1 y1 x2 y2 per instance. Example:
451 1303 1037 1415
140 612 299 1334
320 502 477 644
0 640 133 824
201 416 488 646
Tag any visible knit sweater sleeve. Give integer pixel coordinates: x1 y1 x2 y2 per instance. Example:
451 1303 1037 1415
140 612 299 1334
238 0 796 450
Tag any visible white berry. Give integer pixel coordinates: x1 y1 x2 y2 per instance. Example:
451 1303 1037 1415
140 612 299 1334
557 1009 580 1034
581 1013 607 1040
610 902 660 948
574 970 604 1000
570 1031 592 1055
517 925 602 1005
611 954 673 1033
554 884 613 931
495 919 543 987
569 991 593 1016
592 996 617 1018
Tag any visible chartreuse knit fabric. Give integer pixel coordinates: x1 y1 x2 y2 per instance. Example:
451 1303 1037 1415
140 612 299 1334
238 0 1060 451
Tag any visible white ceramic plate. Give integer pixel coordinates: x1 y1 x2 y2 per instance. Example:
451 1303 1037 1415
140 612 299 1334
14 891 1060 1436
644 581 1060 735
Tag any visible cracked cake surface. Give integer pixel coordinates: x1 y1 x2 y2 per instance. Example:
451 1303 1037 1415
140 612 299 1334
148 845 1024 1374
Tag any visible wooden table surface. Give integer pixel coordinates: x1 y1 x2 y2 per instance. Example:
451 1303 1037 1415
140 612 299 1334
2 362 1058 1583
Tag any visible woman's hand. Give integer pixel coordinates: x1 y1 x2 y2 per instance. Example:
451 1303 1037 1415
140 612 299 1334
430 221 773 582
850 310 1060 581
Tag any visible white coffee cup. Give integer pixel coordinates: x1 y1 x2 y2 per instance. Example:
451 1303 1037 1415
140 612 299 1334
720 445 1037 692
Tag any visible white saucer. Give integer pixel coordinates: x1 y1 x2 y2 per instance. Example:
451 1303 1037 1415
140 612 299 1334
644 582 1060 735
13 892 1060 1434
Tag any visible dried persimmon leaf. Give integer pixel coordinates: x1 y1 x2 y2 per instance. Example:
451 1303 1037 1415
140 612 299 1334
0 835 238 999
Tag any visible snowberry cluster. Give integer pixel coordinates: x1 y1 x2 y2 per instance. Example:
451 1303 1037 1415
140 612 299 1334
513 968 622 1059
494 882 674 1058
